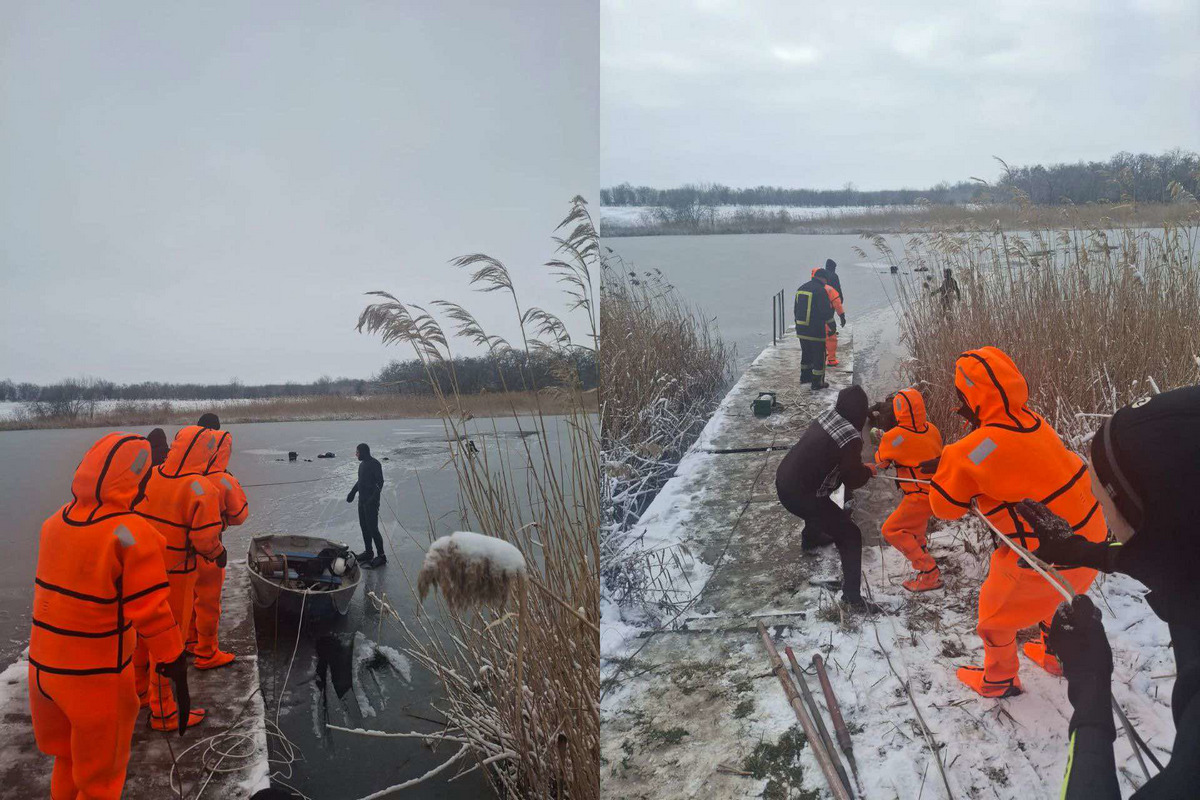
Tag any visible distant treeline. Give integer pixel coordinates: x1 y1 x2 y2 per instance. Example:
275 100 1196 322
602 149 1200 209
0 351 598 405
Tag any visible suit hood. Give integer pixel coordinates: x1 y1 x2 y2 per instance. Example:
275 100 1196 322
953 347 1040 430
892 388 928 431
161 425 219 477
205 430 233 474
65 432 153 522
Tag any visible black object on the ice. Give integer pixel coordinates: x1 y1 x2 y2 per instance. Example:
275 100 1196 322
288 451 298 461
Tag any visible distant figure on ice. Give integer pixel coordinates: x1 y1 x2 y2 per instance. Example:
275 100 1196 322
930 268 960 311
794 268 837 389
873 388 944 592
928 346 1107 698
347 442 386 567
1016 384 1200 798
775 385 878 609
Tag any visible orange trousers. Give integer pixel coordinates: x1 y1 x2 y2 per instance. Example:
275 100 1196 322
881 493 935 572
134 571 197 724
187 558 225 659
29 664 140 800
977 549 1097 682
826 328 838 363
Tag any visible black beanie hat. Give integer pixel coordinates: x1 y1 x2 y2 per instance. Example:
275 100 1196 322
825 258 837 271
835 385 869 431
198 412 221 430
147 428 170 466
1089 384 1200 622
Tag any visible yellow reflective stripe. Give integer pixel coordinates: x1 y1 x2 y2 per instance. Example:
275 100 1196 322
795 290 813 327
1059 730 1076 800
796 335 826 342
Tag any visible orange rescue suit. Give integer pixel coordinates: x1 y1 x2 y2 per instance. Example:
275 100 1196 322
875 389 942 574
29 433 184 800
187 430 249 663
930 347 1106 692
811 267 844 364
134 425 225 728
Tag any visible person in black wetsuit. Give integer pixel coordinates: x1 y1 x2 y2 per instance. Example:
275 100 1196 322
346 443 386 567
775 385 878 607
1015 384 1200 798
823 259 844 305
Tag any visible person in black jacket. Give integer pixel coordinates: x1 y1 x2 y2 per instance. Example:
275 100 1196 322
775 385 877 606
346 442 387 567
795 269 836 389
1015 384 1200 798
824 258 844 305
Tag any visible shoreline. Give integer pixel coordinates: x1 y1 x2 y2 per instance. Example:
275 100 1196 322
0 389 597 432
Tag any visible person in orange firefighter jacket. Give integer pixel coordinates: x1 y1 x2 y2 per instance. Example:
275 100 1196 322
873 388 944 592
134 425 226 730
795 269 835 389
810 267 846 366
184 429 249 669
928 346 1107 698
29 432 189 800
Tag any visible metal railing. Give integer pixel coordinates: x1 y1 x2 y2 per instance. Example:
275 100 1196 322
771 289 787 345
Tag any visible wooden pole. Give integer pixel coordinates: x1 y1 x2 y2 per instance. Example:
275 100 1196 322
787 647 854 797
812 654 864 794
757 622 853 800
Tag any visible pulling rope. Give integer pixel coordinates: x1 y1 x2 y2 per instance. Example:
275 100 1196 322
969 501 1155 783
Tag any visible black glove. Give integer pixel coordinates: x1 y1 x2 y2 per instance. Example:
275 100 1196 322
1016 499 1113 570
155 652 192 736
346 490 356 503
1048 596 1115 738
214 547 228 569
918 457 940 474
838 313 846 326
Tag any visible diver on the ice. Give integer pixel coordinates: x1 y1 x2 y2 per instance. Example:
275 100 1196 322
1016 384 1200 798
347 442 386 567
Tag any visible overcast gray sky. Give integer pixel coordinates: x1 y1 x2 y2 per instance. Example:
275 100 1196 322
602 0 1199 190
1 1 597 384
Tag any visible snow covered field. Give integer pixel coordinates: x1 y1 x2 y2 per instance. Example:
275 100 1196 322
599 204 922 227
0 396 259 421
600 337 1173 799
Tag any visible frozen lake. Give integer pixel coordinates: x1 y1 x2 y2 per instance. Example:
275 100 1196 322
0 415 574 797
603 232 910 375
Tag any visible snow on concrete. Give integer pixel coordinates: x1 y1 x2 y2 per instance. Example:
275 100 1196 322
601 335 1174 800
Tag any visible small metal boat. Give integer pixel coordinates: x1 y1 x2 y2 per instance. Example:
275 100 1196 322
247 534 361 616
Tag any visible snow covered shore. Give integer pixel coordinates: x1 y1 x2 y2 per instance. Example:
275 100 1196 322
600 336 1173 799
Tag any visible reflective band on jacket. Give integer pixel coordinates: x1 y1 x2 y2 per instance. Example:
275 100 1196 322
968 437 997 465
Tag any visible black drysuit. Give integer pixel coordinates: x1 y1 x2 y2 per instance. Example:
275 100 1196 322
794 276 834 386
1051 385 1200 798
349 447 385 556
775 386 872 601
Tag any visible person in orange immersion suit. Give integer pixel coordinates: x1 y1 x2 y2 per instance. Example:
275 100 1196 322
929 346 1108 698
873 388 944 592
134 425 227 730
185 429 249 669
29 432 190 799
810 267 846 366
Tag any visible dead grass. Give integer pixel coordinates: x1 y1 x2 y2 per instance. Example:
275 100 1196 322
602 202 1193 238
355 197 599 799
0 390 596 431
875 191 1200 446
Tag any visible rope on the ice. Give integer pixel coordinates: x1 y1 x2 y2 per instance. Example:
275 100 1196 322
969 501 1156 783
241 476 331 488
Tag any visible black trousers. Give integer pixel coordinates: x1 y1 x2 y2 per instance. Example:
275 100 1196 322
799 338 826 385
358 498 384 555
778 491 863 601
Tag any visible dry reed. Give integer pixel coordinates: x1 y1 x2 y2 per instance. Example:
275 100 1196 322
876 189 1200 449
599 256 732 609
355 197 599 799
